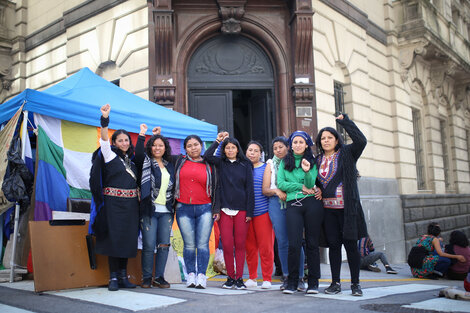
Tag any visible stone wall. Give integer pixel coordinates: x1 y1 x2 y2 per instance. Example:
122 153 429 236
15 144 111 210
402 194 470 253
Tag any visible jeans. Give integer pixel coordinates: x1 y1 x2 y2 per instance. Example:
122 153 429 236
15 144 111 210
432 251 452 274
176 203 214 275
268 196 305 278
324 208 361 284
360 251 390 268
286 196 324 286
141 211 174 279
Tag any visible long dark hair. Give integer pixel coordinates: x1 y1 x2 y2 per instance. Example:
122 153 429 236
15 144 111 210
315 126 343 155
221 137 250 163
145 134 171 162
283 136 314 172
111 129 134 157
449 230 469 247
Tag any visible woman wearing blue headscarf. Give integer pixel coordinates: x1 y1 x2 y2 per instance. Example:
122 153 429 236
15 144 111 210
277 130 323 295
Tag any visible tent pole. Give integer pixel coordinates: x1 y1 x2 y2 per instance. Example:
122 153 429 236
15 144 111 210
9 110 28 283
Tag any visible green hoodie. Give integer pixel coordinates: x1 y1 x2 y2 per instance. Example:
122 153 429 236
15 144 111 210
277 153 318 202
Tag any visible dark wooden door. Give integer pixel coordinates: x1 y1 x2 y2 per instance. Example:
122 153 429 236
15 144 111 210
188 90 233 134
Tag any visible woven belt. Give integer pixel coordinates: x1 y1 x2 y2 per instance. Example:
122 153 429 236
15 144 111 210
103 187 139 198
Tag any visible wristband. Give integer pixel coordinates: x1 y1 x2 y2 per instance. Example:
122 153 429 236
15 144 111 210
100 116 109 128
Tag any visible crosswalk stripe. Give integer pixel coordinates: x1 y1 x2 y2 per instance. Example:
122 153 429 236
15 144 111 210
403 298 470 312
306 284 448 301
47 288 185 311
0 304 34 313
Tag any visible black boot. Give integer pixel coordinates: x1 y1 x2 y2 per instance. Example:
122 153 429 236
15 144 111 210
108 272 119 291
118 269 136 288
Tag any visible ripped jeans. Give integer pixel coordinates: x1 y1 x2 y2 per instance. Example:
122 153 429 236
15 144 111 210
141 211 174 279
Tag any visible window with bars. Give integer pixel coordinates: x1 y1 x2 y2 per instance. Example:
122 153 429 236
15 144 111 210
412 109 426 190
333 81 347 143
439 119 451 190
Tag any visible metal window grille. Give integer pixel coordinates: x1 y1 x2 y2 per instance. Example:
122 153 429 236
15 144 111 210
333 81 347 143
439 119 451 190
412 109 426 190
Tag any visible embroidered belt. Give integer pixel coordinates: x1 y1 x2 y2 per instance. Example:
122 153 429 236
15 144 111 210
322 186 344 209
103 187 139 198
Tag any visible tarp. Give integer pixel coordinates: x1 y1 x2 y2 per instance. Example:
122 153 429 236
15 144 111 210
0 67 217 141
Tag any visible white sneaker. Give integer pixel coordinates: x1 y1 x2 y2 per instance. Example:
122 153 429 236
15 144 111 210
195 273 207 289
186 272 196 288
261 281 272 289
245 279 258 288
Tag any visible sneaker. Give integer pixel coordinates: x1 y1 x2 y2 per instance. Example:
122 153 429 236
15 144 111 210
153 276 170 288
367 264 381 272
280 276 288 291
245 279 258 288
195 273 207 289
141 277 152 288
351 283 363 296
306 284 319 294
261 281 272 289
283 284 296 294
186 272 196 288
297 278 306 292
236 278 247 290
433 270 444 277
324 282 341 294
385 266 397 274
222 277 236 289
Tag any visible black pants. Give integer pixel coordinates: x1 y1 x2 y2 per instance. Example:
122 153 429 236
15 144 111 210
286 196 324 286
324 208 360 284
108 256 128 273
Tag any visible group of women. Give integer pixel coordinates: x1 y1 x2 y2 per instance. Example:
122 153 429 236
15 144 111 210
90 103 370 297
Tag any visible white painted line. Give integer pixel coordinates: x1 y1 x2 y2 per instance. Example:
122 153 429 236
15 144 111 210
403 298 470 312
171 284 255 295
0 304 35 313
1 281 35 292
306 284 448 301
47 288 185 311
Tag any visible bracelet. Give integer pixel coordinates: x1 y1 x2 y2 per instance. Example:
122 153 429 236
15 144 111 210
100 116 109 128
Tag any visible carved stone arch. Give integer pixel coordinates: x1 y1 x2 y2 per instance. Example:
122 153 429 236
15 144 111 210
175 16 291 132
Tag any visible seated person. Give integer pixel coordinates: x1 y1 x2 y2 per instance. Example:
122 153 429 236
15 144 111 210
410 222 465 278
358 236 397 274
445 230 470 280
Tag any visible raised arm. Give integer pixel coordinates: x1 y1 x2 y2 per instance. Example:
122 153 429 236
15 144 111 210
203 132 228 165
336 113 367 160
135 123 147 170
100 104 110 141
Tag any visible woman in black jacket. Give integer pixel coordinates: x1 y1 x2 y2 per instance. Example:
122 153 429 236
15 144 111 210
315 114 368 297
203 132 254 290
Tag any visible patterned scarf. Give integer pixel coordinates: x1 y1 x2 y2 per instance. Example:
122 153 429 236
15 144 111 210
271 155 286 209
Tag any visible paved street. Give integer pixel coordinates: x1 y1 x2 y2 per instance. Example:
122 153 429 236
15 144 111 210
0 263 469 313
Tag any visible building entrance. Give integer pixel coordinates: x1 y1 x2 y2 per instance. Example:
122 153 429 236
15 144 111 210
187 35 275 153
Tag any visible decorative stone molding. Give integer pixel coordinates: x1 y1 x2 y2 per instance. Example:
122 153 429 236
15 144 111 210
453 84 470 111
0 68 11 93
292 83 314 103
153 85 176 106
216 0 246 35
398 39 429 82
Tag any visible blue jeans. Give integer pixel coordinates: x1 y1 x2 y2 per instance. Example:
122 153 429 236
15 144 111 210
176 203 214 274
267 196 304 278
141 211 174 279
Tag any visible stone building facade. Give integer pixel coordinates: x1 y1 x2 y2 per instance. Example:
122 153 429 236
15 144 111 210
2 0 470 262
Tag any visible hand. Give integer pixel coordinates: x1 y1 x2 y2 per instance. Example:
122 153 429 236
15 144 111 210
101 104 110 118
152 126 161 136
216 132 225 142
457 255 466 263
336 114 344 120
302 185 315 195
140 124 148 135
301 159 310 172
245 216 252 223
213 213 220 222
314 186 322 200
222 131 229 140
276 190 287 201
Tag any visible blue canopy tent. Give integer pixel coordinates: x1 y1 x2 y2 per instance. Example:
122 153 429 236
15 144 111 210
0 67 217 140
0 68 217 283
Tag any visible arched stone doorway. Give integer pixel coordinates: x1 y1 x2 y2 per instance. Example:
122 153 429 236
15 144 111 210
187 35 275 151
